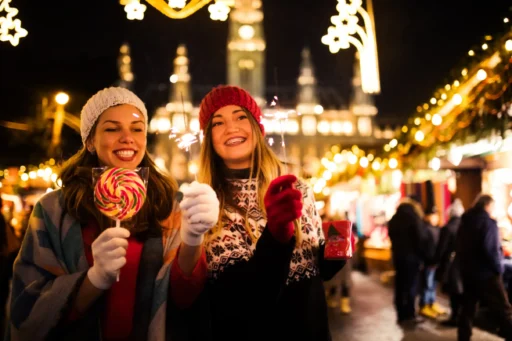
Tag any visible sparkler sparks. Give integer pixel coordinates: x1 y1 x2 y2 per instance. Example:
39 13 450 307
168 92 200 181
176 132 198 152
264 95 299 172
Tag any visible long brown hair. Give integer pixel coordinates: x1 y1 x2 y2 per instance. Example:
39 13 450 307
198 109 300 242
60 127 178 238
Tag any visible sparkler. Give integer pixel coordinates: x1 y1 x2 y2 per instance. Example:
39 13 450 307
169 93 199 204
264 95 297 173
177 93 199 181
176 132 198 152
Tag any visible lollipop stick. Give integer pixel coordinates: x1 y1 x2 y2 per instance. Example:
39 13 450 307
116 219 120 282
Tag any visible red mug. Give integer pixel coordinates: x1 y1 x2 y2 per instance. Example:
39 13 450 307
322 220 353 260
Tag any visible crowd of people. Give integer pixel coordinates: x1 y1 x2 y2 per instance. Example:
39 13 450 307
389 193 512 341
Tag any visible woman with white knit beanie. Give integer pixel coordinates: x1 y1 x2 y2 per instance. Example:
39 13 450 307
7 87 217 341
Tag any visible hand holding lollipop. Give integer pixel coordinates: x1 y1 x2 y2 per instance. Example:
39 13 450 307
90 167 147 285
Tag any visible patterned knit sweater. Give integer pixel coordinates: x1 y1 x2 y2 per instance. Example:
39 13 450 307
205 170 345 341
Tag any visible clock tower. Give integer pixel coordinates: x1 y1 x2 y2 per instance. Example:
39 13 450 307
227 0 265 105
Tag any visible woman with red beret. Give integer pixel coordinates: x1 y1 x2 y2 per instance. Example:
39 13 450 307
197 85 346 341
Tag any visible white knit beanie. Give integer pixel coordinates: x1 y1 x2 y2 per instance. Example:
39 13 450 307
80 87 148 145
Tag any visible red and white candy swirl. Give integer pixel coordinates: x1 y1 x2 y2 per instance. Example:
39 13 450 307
94 167 147 221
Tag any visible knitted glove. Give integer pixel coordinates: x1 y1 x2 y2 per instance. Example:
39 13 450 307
87 227 130 290
180 181 220 246
264 175 303 243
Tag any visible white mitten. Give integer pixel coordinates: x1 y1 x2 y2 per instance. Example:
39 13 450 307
87 227 130 290
179 181 220 246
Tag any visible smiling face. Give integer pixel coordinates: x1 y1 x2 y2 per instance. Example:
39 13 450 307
210 105 255 169
87 104 146 169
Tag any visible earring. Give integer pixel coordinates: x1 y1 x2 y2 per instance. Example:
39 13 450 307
89 148 96 155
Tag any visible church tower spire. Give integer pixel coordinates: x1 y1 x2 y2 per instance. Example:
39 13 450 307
227 0 265 105
168 44 192 120
149 44 194 181
296 47 319 115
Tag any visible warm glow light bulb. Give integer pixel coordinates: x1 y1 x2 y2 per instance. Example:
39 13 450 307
505 40 512 52
388 158 398 169
453 94 463 105
55 92 69 105
432 114 442 126
238 25 255 40
415 130 425 142
476 69 487 81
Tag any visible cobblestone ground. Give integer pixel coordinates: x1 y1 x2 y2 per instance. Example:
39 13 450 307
328 272 503 341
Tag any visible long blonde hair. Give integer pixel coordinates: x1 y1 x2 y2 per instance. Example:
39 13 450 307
198 109 300 242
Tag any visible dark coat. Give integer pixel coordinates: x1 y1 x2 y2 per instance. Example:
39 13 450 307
435 217 462 294
456 208 504 281
423 222 440 266
388 202 429 262
435 217 461 275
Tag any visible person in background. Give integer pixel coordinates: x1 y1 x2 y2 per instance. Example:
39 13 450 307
457 194 512 341
7 87 218 340
339 217 357 314
197 85 346 341
388 197 428 326
419 205 447 318
324 211 357 314
0 197 21 337
435 198 464 326
0 197 9 337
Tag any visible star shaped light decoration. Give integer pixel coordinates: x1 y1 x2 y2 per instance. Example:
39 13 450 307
0 0 27 46
321 0 362 53
0 17 27 46
321 26 349 53
208 1 230 21
0 0 18 19
124 0 147 20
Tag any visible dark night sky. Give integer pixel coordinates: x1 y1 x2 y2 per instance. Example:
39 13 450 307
0 0 511 165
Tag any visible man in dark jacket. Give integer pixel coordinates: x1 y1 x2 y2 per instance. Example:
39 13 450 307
457 194 512 341
388 198 428 325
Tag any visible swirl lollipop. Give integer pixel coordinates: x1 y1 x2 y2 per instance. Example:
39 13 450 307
94 167 147 280
94 167 146 222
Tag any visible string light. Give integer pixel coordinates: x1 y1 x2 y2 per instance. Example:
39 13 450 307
126 0 236 20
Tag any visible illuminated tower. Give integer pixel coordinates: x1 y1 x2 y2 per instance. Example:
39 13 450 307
227 0 265 104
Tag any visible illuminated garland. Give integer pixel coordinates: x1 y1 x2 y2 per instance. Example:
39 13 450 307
119 0 233 21
381 23 512 168
0 158 62 192
312 20 512 192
